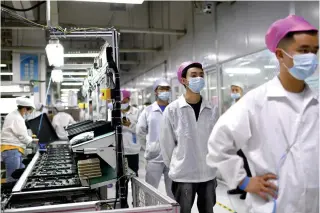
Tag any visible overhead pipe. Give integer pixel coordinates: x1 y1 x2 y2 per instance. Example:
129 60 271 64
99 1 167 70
1 46 160 53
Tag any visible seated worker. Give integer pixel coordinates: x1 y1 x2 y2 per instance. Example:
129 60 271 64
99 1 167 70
52 101 76 140
227 82 252 200
1 97 37 182
207 15 319 212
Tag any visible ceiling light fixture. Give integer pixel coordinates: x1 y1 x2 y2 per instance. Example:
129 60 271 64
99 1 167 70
46 39 64 67
64 53 99 58
61 89 80 92
239 61 251 66
0 73 13 76
225 68 261 75
51 69 63 83
0 64 7 67
61 82 83 86
68 0 144 4
62 72 88 76
264 65 277 69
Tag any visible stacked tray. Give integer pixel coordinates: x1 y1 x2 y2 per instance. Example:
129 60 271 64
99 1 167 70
78 158 102 179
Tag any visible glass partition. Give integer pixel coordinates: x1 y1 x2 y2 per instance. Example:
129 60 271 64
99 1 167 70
207 70 218 106
221 49 278 113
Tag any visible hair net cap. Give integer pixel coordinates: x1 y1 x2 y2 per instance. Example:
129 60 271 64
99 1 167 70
177 61 203 84
231 82 244 90
153 79 170 91
16 97 35 108
265 15 317 53
55 102 64 111
121 89 131 100
35 103 43 111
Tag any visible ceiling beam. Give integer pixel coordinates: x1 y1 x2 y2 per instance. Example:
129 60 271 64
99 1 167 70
1 46 160 53
1 23 186 35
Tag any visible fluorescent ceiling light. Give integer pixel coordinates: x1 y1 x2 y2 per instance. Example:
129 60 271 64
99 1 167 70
61 89 79 92
225 68 261 75
64 53 99 58
68 0 144 4
63 72 88 76
46 39 64 67
239 61 251 66
0 64 7 67
63 77 85 82
62 82 83 86
264 65 277 69
0 73 13 76
209 87 217 90
61 64 92 70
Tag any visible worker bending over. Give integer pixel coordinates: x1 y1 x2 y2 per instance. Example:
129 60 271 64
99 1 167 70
52 101 76 140
119 89 140 208
207 15 319 212
136 79 174 199
160 62 218 213
1 97 37 182
227 82 252 200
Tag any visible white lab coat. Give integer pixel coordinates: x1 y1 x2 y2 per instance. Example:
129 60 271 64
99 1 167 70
136 102 164 162
160 95 219 183
1 110 32 150
207 76 319 213
122 106 140 155
52 112 76 140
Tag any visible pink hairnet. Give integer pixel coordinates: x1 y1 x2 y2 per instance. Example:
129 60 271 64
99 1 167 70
265 15 317 53
121 89 131 100
177 61 203 84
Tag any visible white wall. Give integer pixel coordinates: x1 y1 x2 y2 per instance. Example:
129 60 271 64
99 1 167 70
122 1 320 102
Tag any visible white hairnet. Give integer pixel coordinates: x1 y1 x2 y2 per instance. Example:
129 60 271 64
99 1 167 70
35 103 44 111
16 97 35 108
55 102 65 111
231 82 244 90
153 79 170 91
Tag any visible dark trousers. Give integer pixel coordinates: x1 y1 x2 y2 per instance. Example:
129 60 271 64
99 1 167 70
124 154 139 208
172 179 217 213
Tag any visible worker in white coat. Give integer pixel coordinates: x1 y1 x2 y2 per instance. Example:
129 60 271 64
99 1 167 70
207 15 319 213
160 61 218 213
1 97 37 182
136 79 174 199
227 82 252 200
118 89 140 208
52 101 76 140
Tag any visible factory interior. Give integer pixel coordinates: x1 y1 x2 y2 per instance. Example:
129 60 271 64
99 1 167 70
0 1 319 213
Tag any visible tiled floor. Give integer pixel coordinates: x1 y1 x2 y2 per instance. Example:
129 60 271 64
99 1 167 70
109 152 249 213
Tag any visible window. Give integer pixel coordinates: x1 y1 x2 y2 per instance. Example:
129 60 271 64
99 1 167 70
221 49 278 113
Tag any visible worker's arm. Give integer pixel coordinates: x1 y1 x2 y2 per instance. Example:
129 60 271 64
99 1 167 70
12 119 32 145
136 109 148 151
159 108 176 168
206 100 252 189
69 115 76 125
123 110 139 133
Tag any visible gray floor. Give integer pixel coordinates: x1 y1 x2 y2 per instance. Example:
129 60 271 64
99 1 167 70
108 151 249 213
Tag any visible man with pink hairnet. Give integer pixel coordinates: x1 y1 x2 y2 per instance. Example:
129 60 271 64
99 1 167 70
159 62 219 213
119 89 140 208
207 15 319 212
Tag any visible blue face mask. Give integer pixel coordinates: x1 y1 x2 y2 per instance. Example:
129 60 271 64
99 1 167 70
187 77 205 94
158 91 171 101
283 51 318 80
231 93 241 100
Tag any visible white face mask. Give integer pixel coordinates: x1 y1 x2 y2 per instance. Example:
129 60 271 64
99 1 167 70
121 103 129 110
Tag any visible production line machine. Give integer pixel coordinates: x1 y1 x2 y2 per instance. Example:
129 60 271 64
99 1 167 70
1 113 129 213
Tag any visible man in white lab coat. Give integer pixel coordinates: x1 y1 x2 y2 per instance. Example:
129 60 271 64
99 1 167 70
1 97 36 182
136 79 174 199
160 62 218 213
207 15 319 213
52 101 76 140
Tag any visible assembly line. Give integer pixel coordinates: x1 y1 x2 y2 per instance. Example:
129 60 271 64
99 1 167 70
0 1 319 213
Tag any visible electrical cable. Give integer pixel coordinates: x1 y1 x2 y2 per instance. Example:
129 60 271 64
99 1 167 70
1 1 46 12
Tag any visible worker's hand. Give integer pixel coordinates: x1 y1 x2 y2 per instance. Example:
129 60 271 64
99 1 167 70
243 174 277 200
32 138 39 144
122 119 131 127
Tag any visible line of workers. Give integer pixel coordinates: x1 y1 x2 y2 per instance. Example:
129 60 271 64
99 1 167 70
1 15 319 213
